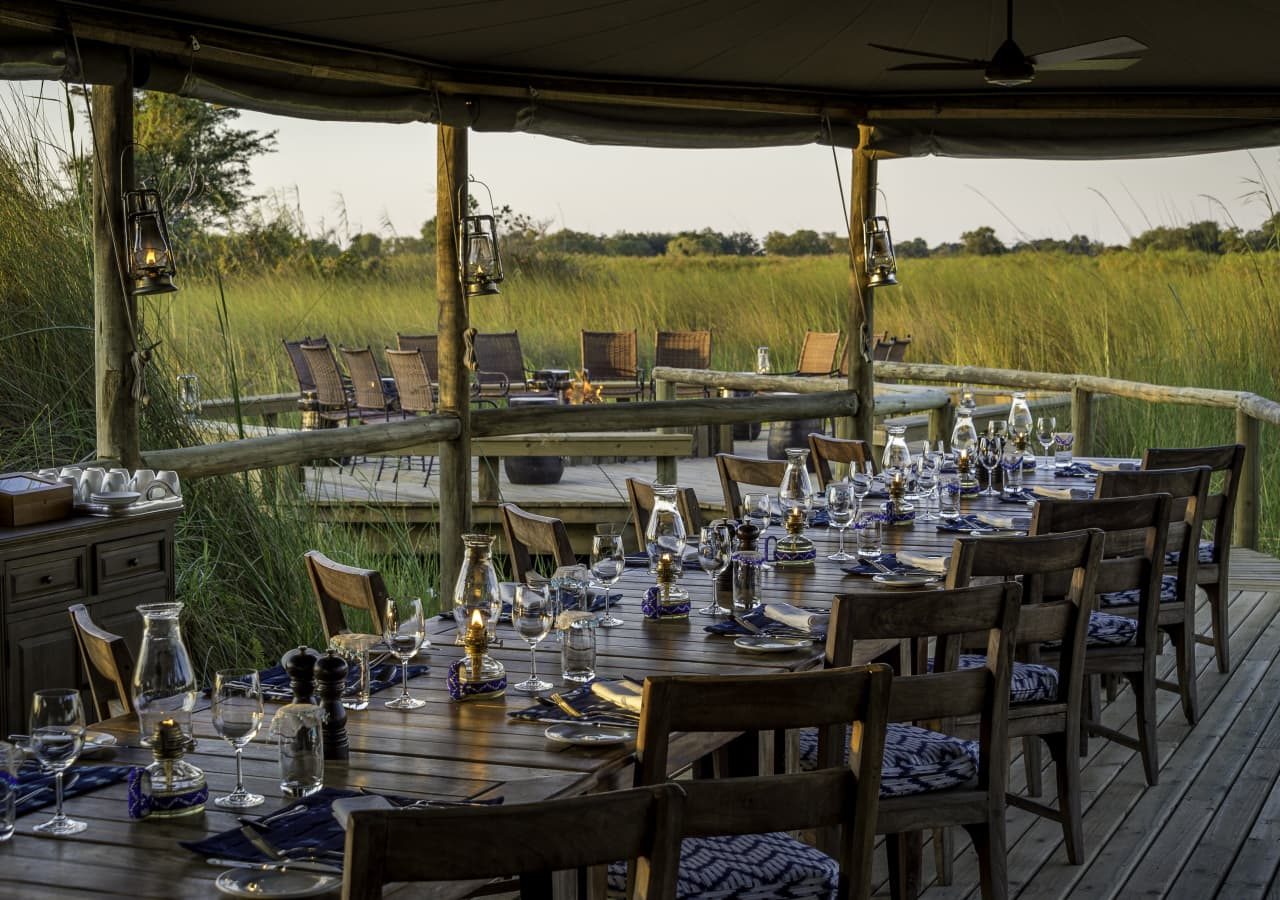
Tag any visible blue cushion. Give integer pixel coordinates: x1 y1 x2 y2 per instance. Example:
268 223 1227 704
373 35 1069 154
956 654 1059 703
1165 540 1215 566
1100 574 1179 608
1087 611 1138 646
797 723 978 798
608 832 838 899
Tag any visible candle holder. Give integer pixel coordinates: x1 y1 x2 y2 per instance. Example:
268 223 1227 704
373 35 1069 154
127 718 207 820
643 554 691 620
882 473 916 526
774 507 816 567
956 450 981 496
448 609 507 700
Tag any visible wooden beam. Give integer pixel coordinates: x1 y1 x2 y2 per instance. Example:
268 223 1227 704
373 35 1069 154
436 124 470 597
92 74 139 468
1236 409 1261 550
847 123 877 446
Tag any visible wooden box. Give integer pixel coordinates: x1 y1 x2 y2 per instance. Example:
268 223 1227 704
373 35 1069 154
0 474 74 527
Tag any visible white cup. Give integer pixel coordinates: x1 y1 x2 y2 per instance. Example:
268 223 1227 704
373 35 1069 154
155 470 181 498
77 468 106 502
99 471 129 494
129 469 156 493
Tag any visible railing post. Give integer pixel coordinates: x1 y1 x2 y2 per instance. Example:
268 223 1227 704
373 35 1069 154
654 377 678 483
848 124 877 446
1236 408 1260 550
1071 387 1094 458
928 400 952 447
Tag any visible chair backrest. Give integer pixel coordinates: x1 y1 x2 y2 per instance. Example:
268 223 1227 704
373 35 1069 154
339 345 388 410
1142 444 1245 567
283 335 327 394
625 478 704 552
473 331 527 391
67 603 135 722
885 335 911 363
582 330 638 380
946 529 1105 712
396 333 439 383
654 330 711 370
304 550 390 640
499 503 577 582
1032 494 1172 650
796 331 841 376
301 343 349 409
635 665 892 900
342 783 686 900
871 338 895 362
714 453 786 518
808 433 873 489
384 348 435 415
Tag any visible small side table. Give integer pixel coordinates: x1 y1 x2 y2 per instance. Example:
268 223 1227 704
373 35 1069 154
530 368 573 398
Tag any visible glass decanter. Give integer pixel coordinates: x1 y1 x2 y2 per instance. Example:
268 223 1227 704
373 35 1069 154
452 532 503 644
131 603 198 748
777 448 813 516
645 484 688 577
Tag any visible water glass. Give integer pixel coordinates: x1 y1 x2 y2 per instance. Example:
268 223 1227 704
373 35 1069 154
938 474 961 518
741 491 775 570
29 688 87 836
0 740 17 842
855 513 883 558
329 632 380 710
916 468 938 521
177 374 201 420
560 621 597 683
1053 431 1075 467
755 346 771 375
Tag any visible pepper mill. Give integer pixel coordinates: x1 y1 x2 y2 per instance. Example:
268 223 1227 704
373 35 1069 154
315 649 350 761
282 646 322 705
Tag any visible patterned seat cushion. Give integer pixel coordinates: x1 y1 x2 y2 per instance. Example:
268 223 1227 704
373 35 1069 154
607 832 838 899
1165 540 1215 566
1044 611 1138 649
797 723 978 798
957 654 1059 703
1100 574 1179 608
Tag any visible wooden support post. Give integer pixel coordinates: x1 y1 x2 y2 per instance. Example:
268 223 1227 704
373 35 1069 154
1236 409 1260 550
654 377 678 484
845 124 877 445
1071 387 1094 458
928 400 951 447
92 77 139 467
436 125 471 595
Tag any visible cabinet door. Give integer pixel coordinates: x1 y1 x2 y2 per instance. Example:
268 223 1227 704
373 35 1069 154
5 623 80 735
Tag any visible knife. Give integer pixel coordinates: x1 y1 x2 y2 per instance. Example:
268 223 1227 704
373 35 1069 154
207 857 342 875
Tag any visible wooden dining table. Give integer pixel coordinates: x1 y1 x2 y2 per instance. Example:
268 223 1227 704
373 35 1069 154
0 456 1114 898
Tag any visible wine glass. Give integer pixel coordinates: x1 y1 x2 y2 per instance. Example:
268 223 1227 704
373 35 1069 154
29 688 87 835
741 492 774 570
826 481 856 561
916 467 938 521
212 669 265 808
383 596 426 710
850 467 873 515
511 585 554 693
977 435 1002 497
590 532 626 628
696 524 733 616
1036 416 1056 469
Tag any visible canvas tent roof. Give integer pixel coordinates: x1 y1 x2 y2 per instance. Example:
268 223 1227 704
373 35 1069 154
3 0 1280 158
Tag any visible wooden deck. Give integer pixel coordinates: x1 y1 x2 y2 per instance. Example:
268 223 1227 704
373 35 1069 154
303 446 1280 898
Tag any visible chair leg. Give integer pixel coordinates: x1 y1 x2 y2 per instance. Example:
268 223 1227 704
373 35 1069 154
1104 672 1121 702
1126 668 1160 786
1167 622 1200 725
962 820 1008 900
1081 675 1098 757
885 831 923 900
1045 733 1085 865
1023 735 1043 797
1205 582 1231 674
933 826 954 885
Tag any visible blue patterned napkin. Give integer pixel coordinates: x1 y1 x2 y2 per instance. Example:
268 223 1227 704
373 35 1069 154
507 680 641 727
936 514 1031 534
221 662 428 702
14 762 133 817
1000 486 1094 504
842 553 912 575
704 606 828 640
1054 463 1095 479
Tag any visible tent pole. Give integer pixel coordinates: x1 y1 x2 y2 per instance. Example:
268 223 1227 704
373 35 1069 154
92 71 139 467
845 123 877 447
436 124 471 596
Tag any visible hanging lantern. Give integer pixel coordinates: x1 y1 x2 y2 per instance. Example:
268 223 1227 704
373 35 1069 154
458 178 504 298
864 215 898 288
123 188 178 296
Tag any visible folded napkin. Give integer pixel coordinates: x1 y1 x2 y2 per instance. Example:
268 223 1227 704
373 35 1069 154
762 602 830 632
999 486 1091 503
14 762 133 817
842 553 912 575
937 513 1030 533
507 681 641 727
223 662 429 701
1055 460 1137 479
590 679 644 713
704 605 829 639
895 551 950 574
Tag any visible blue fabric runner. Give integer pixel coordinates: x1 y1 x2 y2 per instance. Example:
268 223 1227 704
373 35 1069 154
219 663 429 702
507 680 640 727
841 553 913 575
14 761 133 817
703 606 828 640
935 514 1030 534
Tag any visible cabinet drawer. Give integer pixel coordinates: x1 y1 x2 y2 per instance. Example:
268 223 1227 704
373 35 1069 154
7 548 87 610
96 532 167 588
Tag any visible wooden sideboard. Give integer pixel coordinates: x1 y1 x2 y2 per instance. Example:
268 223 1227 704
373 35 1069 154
0 509 178 735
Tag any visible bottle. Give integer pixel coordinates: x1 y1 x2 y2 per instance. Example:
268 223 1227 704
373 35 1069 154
453 533 502 644
132 603 197 749
732 520 763 612
774 507 816 567
126 718 207 820
778 448 813 516
645 484 687 577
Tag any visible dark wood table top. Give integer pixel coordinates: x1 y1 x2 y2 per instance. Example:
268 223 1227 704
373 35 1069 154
0 458 1113 897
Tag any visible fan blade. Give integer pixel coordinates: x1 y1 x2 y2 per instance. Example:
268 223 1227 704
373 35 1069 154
868 42 985 65
1029 36 1147 68
889 62 987 72
1038 57 1142 72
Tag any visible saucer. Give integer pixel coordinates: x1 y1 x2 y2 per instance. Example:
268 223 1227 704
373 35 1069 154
89 491 141 509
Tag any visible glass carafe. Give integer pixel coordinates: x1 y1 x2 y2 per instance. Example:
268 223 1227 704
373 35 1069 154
131 603 197 748
453 533 502 643
778 448 813 515
645 484 687 576
882 424 913 476
1007 391 1035 465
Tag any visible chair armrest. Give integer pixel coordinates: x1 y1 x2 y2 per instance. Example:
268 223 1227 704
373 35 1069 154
473 370 511 395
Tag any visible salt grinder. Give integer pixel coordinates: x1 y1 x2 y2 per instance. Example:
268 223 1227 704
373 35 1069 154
315 649 350 760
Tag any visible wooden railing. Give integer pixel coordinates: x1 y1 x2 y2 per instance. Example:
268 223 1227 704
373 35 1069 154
875 360 1272 549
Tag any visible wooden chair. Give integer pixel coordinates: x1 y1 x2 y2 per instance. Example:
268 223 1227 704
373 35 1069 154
714 452 786 519
1143 444 1246 673
342 783 686 900
885 335 912 363
67 603 135 723
304 550 390 640
808 433 873 489
871 338 896 362
1032 493 1172 785
826 583 1022 900
628 665 892 900
790 331 842 376
945 529 1105 866
382 348 437 484
339 345 396 419
499 503 576 583
395 333 440 384
625 478 704 553
473 330 533 401
581 330 644 400
650 329 712 399
1095 465 1211 725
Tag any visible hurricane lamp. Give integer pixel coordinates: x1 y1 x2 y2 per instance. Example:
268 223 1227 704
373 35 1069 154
459 178 504 298
864 215 898 288
124 188 178 296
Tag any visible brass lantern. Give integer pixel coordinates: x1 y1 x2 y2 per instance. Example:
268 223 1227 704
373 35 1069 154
864 215 898 288
458 178 504 298
123 188 178 296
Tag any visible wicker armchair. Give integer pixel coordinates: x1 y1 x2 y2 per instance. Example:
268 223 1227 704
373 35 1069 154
339 345 398 419
581 330 643 400
473 331 533 401
650 330 711 399
789 331 842 376
383 347 437 484
396 334 440 384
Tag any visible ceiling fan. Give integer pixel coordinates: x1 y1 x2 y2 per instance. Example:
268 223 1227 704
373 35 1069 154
870 0 1147 87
